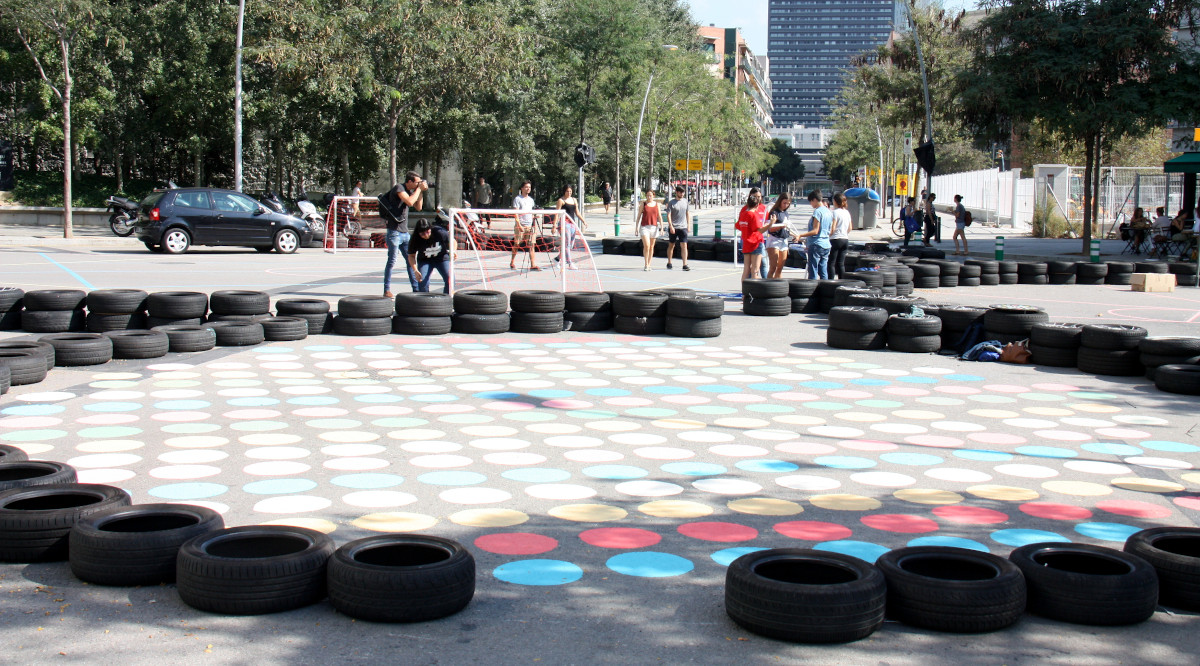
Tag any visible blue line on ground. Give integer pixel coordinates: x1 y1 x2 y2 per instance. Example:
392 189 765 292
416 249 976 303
39 252 96 290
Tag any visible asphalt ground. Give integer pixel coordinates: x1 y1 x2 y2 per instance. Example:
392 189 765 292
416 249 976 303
0 242 1197 665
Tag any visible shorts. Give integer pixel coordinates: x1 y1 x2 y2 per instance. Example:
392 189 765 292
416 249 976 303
639 225 659 239
955 223 966 231
764 235 788 251
514 224 534 244
668 227 688 243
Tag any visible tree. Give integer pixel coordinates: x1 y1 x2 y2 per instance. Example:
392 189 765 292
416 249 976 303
767 139 804 184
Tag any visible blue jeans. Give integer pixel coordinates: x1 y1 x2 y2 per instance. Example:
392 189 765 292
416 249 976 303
384 230 417 292
754 242 767 278
807 244 830 279
416 257 451 293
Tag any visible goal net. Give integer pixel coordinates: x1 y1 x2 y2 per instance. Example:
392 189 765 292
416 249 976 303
322 196 381 251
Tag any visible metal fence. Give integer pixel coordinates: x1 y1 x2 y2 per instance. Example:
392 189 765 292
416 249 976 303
929 168 1033 227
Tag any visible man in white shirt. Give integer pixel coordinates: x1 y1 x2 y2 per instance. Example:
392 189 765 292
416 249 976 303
511 180 540 271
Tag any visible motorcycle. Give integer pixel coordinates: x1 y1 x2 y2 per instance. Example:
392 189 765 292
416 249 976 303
105 194 139 237
295 192 325 239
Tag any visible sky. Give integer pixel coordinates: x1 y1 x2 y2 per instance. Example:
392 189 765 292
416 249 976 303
685 0 979 56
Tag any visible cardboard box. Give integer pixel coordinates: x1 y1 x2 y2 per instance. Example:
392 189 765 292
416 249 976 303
1131 273 1176 292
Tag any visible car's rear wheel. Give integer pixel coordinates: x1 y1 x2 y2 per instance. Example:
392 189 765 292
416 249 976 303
162 229 191 254
143 242 162 253
274 229 300 254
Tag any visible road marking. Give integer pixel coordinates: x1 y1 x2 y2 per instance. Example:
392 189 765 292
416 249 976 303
38 252 96 290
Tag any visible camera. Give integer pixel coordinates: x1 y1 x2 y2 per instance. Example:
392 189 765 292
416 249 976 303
422 180 437 188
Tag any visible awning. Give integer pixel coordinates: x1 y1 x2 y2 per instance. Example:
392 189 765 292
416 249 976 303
1164 152 1200 174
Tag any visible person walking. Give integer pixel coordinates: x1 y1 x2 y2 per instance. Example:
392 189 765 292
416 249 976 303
829 192 851 277
665 185 691 271
763 192 793 279
510 180 541 271
555 185 584 270
736 191 766 280
351 180 363 218
923 192 938 246
407 219 452 293
378 171 426 297
952 194 970 255
901 197 918 247
472 175 493 228
635 189 663 271
796 190 832 279
602 182 613 214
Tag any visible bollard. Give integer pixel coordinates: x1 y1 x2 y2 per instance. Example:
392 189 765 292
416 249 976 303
693 215 699 237
715 219 722 240
995 236 1005 261
914 228 923 245
1090 239 1101 263
614 210 620 237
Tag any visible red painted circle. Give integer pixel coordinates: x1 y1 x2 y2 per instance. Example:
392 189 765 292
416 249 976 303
579 527 661 549
1096 499 1173 519
860 514 939 534
677 521 759 542
932 505 1009 524
473 532 558 555
1174 496 1200 511
1019 502 1093 521
774 521 853 541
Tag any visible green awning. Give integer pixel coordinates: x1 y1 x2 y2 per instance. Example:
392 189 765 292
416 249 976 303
1164 152 1200 174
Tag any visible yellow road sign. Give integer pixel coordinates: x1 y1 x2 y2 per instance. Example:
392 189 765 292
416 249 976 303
896 174 910 196
675 159 686 170
688 159 703 171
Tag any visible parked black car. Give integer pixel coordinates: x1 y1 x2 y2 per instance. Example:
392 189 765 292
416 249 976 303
136 187 314 254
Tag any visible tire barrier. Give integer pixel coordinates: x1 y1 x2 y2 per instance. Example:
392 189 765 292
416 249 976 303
69 503 224 586
327 534 475 623
0 483 130 562
0 460 76 492
827 306 888 350
1139 337 1200 381
1078 324 1147 376
1029 322 1085 367
1009 542 1158 626
983 304 1049 344
876 546 1025 633
666 294 723 338
1124 527 1200 611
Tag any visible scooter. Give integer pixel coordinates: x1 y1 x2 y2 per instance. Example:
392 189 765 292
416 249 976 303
295 192 325 239
105 194 139 237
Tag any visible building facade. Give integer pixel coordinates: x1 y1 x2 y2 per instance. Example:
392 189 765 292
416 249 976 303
699 26 773 137
768 124 838 181
768 0 901 127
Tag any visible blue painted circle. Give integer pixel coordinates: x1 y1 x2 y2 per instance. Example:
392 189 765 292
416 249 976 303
606 552 694 578
711 547 769 566
801 381 843 390
990 528 1070 547
243 479 317 495
227 397 279 407
748 383 792 392
896 375 936 384
582 465 648 480
851 378 891 386
660 462 728 476
493 559 583 586
814 456 877 470
1074 522 1142 542
331 473 404 489
148 483 228 500
814 540 890 563
943 374 985 382
1140 440 1200 453
1082 442 1143 456
1015 446 1078 459
906 536 990 552
736 459 800 473
501 468 572 483
585 388 631 397
880 452 945 466
473 391 519 400
418 471 488 486
954 449 1014 462
287 396 340 406
698 384 741 393
1 404 65 416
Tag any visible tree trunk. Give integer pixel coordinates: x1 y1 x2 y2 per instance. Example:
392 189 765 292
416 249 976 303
340 147 350 194
614 118 620 210
388 110 399 187
60 37 73 239
1081 133 1094 254
1092 136 1102 246
115 147 124 194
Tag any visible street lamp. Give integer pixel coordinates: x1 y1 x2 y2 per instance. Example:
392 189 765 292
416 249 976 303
632 44 678 207
234 0 246 192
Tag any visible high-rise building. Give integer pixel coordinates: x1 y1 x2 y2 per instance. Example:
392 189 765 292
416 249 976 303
699 26 773 137
769 0 902 128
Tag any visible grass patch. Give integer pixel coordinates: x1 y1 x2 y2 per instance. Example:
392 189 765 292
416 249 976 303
9 170 158 208
1031 199 1071 238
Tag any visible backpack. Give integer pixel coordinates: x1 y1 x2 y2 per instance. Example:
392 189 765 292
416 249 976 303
964 211 973 227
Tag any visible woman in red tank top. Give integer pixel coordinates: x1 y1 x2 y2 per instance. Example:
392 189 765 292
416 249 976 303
636 190 663 271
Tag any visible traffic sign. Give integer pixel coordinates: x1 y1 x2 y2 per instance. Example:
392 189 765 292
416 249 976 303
688 159 703 171
896 174 910 196
675 159 686 170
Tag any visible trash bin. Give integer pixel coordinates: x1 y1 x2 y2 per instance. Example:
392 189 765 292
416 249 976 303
843 187 882 230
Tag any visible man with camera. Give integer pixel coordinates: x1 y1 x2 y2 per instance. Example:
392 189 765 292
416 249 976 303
379 171 429 297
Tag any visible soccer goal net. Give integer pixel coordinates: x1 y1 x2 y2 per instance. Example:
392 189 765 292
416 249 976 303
322 196 381 251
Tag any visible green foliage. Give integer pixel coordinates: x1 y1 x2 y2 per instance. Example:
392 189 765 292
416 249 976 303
10 169 155 207
767 139 804 183
1031 196 1070 239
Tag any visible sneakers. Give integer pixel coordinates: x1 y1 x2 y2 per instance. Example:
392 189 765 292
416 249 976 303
666 262 673 269
682 265 691 271
643 266 651 272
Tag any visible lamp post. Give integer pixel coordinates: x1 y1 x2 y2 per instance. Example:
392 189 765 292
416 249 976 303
632 44 678 206
234 0 245 192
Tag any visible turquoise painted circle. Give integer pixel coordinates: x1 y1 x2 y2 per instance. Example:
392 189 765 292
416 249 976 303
2 429 68 442
814 540 890 563
802 401 852 411
880 452 945 466
2 404 65 416
749 383 791 392
502 468 573 483
227 397 279 407
475 391 518 400
687 406 738 415
493 559 583 586
582 465 648 480
1015 446 1077 459
896 376 936 384
814 456 876 470
943 374 985 382
661 462 728 476
418 471 488 486
711 547 768 566
990 528 1070 547
736 459 800 473
857 399 903 408
954 449 1013 462
1082 443 1142 456
1140 440 1200 453
801 381 842 390
529 389 575 399
1074 522 1141 542
148 483 228 500
851 378 891 387
243 479 318 495
907 536 989 552
698 384 741 393
644 386 688 395
606 552 694 578
331 473 404 489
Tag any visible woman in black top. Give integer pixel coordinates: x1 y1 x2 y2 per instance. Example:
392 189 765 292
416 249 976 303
407 219 453 293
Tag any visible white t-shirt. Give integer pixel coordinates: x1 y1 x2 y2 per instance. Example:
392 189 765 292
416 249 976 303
513 194 535 227
830 208 851 240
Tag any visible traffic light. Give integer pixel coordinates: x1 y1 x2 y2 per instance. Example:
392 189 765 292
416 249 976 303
574 143 596 168
914 141 936 176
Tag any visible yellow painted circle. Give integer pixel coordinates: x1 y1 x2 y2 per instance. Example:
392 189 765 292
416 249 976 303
968 409 1020 419
1041 480 1113 497
1181 472 1200 487
351 512 438 532
892 410 945 420
714 417 770 429
893 488 964 505
967 485 1040 501
1071 403 1121 414
727 498 803 516
651 419 707 430
547 504 628 522
1024 407 1074 417
836 412 886 423
449 509 529 527
638 500 713 518
1110 477 1186 494
262 518 337 534
809 494 882 511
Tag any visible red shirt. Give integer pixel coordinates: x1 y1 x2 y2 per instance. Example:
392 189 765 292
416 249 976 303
736 205 767 252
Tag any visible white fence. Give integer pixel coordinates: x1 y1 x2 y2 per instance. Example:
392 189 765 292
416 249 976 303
929 168 1033 228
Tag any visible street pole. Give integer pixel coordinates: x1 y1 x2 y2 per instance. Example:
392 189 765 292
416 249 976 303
234 0 245 192
632 45 677 206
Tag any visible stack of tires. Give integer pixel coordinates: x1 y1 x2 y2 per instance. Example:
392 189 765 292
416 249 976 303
613 292 667 335
1125 526 1200 611
876 546 1026 634
85 289 148 332
510 290 565 334
927 260 960 288
563 292 612 332
392 293 454 335
153 324 217 353
20 290 86 333
257 316 309 342
102 330 170 360
39 333 114 366
742 279 790 317
910 262 940 290
886 313 941 353
690 240 716 262
452 290 510 334
1170 262 1199 287
601 238 623 255
816 279 866 313
788 279 819 313
958 263 982 287
886 264 915 295
276 299 333 336
1047 261 1077 285
1135 262 1169 278
871 295 928 316
334 295 395 336
1078 324 1147 376
1017 262 1048 285
208 290 271 323
1075 262 1108 285
713 241 735 263
966 259 1000 286
997 261 1019 285
0 342 49 386
146 291 208 327
834 285 879 308
1105 261 1135 285
827 306 888 350
1028 323 1084 367
938 305 987 352
0 288 21 330
1009 542 1159 627
1139 337 1200 382
983 304 1048 344
666 294 723 338
621 239 641 257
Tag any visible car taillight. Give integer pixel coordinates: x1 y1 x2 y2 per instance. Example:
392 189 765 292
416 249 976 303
150 207 160 222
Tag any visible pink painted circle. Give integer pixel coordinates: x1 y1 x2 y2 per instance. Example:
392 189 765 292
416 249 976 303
932 505 1009 524
775 442 838 455
663 395 710 405
677 521 759 542
1018 502 1093 520
982 384 1027 393
774 521 853 541
838 439 898 452
827 390 873 400
541 399 592 410
934 386 980 395
1031 383 1080 392
771 392 821 402
1174 496 1200 511
968 432 1028 446
1095 499 1172 519
474 532 559 555
860 514 940 534
904 435 964 449
579 527 662 549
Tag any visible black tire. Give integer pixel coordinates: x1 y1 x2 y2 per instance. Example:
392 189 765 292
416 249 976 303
1178 274 1199 287
1018 274 1049 285
827 328 886 350
1016 262 1048 276
0 340 54 372
1106 261 1134 274
259 316 310 341
887 334 941 353
725 548 886 644
938 305 987 331
816 279 866 300
910 263 939 279
0 445 27 463
103 330 170 359
959 264 982 278
965 259 999 274
788 279 819 298
1029 344 1079 367
665 316 722 338
1139 336 1200 357
176 525 335 615
564 292 610 312
1046 260 1075 274
338 295 395 319
888 315 941 336
1081 324 1147 351
743 297 791 317
86 289 148 314
0 483 130 562
510 290 566 313
0 350 48 385
1009 542 1157 626
648 287 697 299
1155 364 1200 395
983 307 1049 335
511 311 564 334
939 276 960 288
146 316 204 328
207 313 273 324
613 292 669 318
741 279 790 299
1170 262 1200 276
69 503 224 586
289 312 334 336
20 309 86 333
613 315 665 335
0 461 76 492
1123 527 1200 611
392 316 453 336
979 273 1001 286
913 277 941 289
0 308 20 331
210 290 271 316
273 229 301 254
1077 347 1143 376
959 277 982 287
333 316 391 337
39 332 113 366
833 286 878 308
1030 322 1085 348
848 271 883 288
1076 263 1108 280
23 289 87 311
876 546 1025 633
563 311 613 332
791 298 813 313
86 312 148 333
0 366 7 395
161 227 191 254
829 306 888 332
1048 273 1077 285
668 294 725 319
275 298 331 315
920 248 946 259
451 313 510 334
871 295 929 316
206 321 266 346
998 273 1019 285
327 534 475 623
152 325 217 353
1140 352 1197 369
927 260 961 276
1134 262 1169 274
0 287 23 312
394 293 454 317
1105 271 1133 286
454 290 508 315
147 291 209 319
